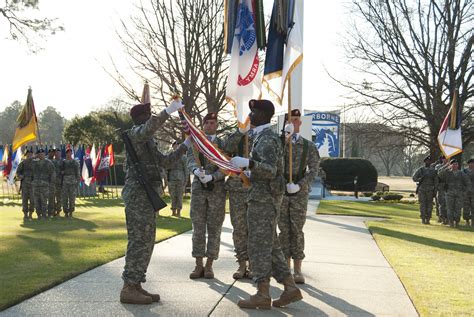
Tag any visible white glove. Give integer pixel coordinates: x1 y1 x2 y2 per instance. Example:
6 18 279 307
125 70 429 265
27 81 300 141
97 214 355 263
193 168 205 178
231 156 249 168
243 170 251 178
183 136 192 148
238 124 250 134
165 98 184 115
286 182 301 194
284 123 294 137
199 174 213 184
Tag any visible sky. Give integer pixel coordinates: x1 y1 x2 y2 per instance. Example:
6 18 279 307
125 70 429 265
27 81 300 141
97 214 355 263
0 0 352 119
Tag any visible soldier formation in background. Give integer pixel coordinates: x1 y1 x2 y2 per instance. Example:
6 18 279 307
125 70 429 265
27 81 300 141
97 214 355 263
414 156 473 228
412 156 438 224
166 141 188 217
463 159 474 226
16 147 81 220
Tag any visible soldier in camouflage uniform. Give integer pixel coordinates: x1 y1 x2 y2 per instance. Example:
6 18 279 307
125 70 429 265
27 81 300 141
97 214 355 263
47 149 57 217
438 159 471 228
61 149 80 218
462 158 474 226
53 149 63 216
224 128 253 279
16 149 35 220
231 99 302 309
435 156 448 224
187 112 226 280
279 109 320 284
120 100 188 305
412 156 438 224
166 141 188 217
32 149 55 219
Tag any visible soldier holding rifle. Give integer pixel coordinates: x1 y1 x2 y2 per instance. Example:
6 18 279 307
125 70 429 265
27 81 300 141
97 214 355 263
119 99 190 305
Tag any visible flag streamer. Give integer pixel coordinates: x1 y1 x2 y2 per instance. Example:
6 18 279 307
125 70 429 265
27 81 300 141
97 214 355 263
180 110 241 174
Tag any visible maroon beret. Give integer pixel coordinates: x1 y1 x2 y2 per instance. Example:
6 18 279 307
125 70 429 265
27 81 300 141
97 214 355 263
284 109 302 120
249 99 274 116
203 112 218 122
130 103 151 119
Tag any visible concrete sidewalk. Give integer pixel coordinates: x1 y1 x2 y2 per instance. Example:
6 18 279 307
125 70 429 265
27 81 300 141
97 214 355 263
1 201 418 317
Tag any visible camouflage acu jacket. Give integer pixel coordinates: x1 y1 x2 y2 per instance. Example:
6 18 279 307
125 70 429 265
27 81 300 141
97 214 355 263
284 135 320 192
248 127 285 205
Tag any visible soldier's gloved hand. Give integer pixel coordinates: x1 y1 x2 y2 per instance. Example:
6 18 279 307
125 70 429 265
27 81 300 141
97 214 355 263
230 156 249 168
183 136 192 148
165 98 184 115
238 124 250 134
243 170 251 178
284 123 294 137
199 174 213 184
286 182 301 194
193 168 205 178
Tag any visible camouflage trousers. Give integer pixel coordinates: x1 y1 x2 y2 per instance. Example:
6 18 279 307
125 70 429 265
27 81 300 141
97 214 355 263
55 183 62 212
279 190 309 260
168 181 184 211
33 185 49 217
463 192 474 221
21 182 35 213
248 198 291 283
446 192 463 222
190 182 226 260
48 184 56 216
436 189 447 219
62 184 77 213
122 184 157 284
418 190 435 220
229 190 248 261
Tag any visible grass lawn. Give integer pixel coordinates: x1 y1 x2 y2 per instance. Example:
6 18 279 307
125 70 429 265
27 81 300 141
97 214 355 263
0 196 192 311
318 200 474 317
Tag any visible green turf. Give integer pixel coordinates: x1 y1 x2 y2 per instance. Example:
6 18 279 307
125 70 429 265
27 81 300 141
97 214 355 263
318 200 474 317
0 196 191 311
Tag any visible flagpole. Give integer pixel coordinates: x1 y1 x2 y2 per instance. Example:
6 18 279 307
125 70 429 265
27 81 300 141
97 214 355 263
288 74 293 183
244 133 249 158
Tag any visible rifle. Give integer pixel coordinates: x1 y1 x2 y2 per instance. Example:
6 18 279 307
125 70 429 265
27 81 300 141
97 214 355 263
280 113 288 146
120 129 167 212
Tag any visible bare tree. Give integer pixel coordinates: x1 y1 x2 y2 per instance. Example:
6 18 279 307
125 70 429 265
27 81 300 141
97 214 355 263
397 140 426 176
336 0 473 157
0 0 63 52
108 0 231 143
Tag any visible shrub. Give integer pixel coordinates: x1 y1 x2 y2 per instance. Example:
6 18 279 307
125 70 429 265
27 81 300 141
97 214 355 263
382 192 403 201
320 158 378 191
363 192 373 197
371 194 381 201
376 191 385 196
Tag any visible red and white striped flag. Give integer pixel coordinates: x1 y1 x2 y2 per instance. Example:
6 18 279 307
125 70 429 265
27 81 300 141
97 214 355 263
178 110 241 175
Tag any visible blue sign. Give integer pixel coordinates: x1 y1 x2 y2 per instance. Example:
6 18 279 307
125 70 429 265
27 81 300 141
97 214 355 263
306 112 340 157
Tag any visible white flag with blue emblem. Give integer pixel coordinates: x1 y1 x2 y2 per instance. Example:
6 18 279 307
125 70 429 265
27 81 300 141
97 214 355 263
226 0 262 130
8 147 22 186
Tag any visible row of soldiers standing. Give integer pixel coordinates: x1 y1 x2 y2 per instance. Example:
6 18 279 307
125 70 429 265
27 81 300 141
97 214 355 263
16 148 80 220
413 156 473 227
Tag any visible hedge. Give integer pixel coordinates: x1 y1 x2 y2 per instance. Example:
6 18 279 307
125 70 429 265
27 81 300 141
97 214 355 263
320 158 378 191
